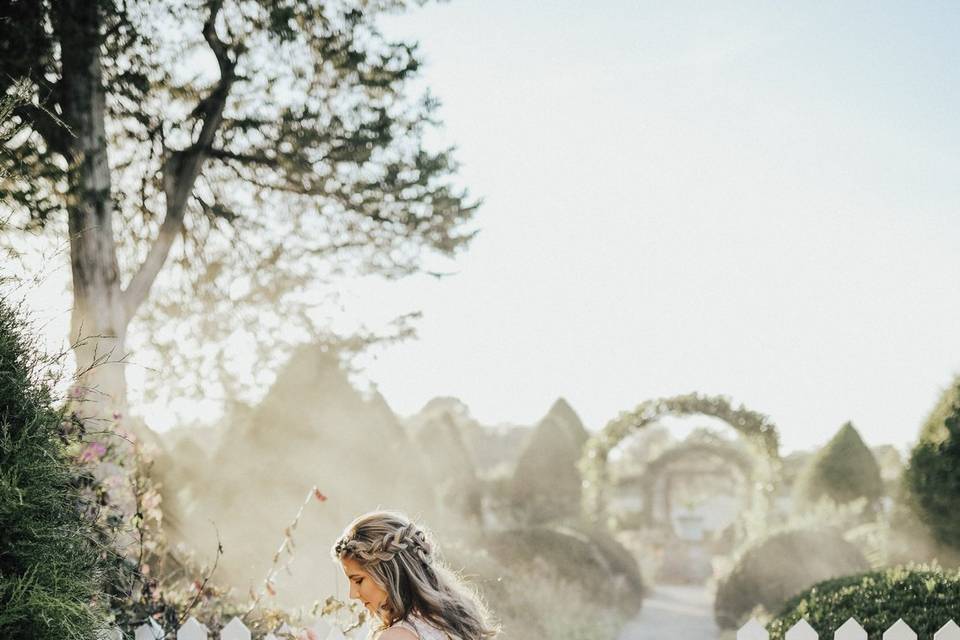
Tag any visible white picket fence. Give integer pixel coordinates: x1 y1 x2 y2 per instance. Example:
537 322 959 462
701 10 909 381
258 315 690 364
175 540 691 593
101 615 367 640
738 617 960 640
103 615 960 640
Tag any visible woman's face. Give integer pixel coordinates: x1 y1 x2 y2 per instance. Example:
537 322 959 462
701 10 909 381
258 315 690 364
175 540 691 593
341 556 390 621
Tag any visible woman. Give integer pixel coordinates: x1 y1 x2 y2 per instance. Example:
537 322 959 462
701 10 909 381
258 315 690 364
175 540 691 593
331 511 498 640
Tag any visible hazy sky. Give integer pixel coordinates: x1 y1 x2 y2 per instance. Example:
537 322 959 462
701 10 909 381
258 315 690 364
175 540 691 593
343 0 960 453
16 1 960 455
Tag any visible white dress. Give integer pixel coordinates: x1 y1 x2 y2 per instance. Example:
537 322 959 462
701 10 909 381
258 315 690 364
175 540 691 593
391 613 451 640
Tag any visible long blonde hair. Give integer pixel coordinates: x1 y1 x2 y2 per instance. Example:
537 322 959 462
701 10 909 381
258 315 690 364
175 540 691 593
332 511 497 640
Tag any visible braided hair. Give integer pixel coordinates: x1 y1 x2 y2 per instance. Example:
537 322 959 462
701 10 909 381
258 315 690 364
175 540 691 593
332 511 497 640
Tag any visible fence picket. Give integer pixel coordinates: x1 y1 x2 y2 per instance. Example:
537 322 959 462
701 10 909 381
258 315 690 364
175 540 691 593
178 616 209 640
99 626 123 640
836 618 867 640
220 617 251 640
936 621 960 640
135 618 165 640
738 618 769 640
884 620 917 640
787 619 818 640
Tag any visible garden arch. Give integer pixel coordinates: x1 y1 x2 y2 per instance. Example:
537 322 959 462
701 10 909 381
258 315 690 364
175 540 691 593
581 393 782 535
635 437 755 530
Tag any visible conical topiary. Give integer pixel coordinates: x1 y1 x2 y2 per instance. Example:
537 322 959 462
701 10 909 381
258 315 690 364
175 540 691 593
544 397 589 449
793 421 884 510
0 299 109 639
511 411 585 524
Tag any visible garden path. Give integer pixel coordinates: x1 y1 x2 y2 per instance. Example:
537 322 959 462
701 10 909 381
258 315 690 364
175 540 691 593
618 584 720 640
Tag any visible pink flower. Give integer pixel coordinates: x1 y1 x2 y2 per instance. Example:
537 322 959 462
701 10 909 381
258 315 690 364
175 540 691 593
79 442 107 463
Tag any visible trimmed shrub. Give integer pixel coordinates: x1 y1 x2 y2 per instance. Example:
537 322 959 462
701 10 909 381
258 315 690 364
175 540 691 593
568 524 646 599
0 299 110 639
768 566 960 640
904 379 960 552
714 528 870 629
793 422 883 511
481 526 642 614
443 541 628 640
511 415 584 524
544 397 589 448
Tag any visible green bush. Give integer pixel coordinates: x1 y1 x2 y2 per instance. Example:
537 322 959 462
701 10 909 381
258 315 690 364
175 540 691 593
904 379 960 552
0 299 110 639
481 526 642 614
444 540 629 640
793 422 883 511
511 415 584 524
917 376 960 445
714 528 870 630
568 524 646 599
767 566 960 640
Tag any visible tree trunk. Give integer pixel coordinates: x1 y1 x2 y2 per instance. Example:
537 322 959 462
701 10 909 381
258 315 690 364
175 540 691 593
56 0 130 415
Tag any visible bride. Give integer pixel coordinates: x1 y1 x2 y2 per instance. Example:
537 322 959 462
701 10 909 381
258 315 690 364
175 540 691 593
332 511 498 640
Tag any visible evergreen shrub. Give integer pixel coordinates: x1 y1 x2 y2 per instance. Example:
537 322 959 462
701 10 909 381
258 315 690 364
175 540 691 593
904 379 960 552
481 526 643 614
444 542 628 640
793 422 883 511
0 299 109 639
569 524 646 599
767 566 960 640
714 528 870 630
511 416 584 524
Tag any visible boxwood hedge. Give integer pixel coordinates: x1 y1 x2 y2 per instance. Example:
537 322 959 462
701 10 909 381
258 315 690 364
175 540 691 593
768 566 960 640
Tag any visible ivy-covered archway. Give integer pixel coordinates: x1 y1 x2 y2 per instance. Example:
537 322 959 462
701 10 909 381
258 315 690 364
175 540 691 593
637 437 755 529
581 393 782 535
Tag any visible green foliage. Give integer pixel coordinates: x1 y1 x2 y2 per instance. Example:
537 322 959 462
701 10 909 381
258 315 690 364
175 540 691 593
0 299 109 639
0 0 479 407
511 415 584 524
904 380 960 552
567 524 646 599
767 566 960 640
582 393 781 522
478 526 643 616
793 422 884 510
444 541 629 640
415 413 483 521
545 397 589 448
714 528 870 630
917 376 960 444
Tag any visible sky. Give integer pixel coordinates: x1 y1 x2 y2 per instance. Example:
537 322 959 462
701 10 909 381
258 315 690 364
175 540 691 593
340 0 960 454
16 1 960 455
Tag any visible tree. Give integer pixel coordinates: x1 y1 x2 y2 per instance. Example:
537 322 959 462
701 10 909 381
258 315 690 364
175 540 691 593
793 421 884 511
905 379 960 552
0 0 477 418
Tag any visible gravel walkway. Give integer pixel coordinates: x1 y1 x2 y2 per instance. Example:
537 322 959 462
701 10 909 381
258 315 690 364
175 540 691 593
618 584 720 640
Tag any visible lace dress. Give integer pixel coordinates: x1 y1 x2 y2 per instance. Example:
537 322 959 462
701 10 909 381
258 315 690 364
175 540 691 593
391 614 451 640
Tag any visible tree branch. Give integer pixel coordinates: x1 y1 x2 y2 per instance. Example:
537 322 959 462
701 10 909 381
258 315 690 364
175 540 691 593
123 0 235 317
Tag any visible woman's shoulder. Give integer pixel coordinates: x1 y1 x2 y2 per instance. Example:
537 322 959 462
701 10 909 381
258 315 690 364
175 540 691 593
388 613 450 640
380 623 419 640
